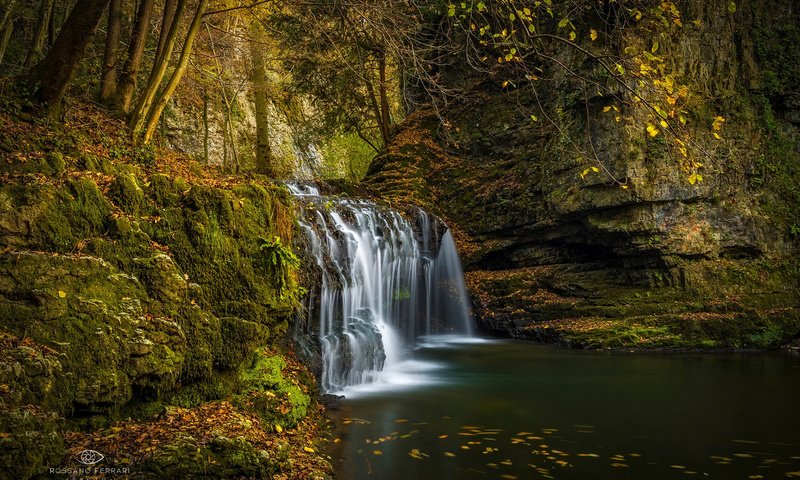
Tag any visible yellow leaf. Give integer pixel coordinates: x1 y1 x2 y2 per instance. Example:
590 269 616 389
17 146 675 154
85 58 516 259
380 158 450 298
58 290 67 298
713 132 722 140
304 446 315 453
591 166 600 173
602 106 612 113
569 30 576 41
646 124 659 137
651 41 659 53
621 185 629 190
728 2 736 13
660 120 669 128
275 424 283 433
373 450 383 455
590 29 598 41
444 452 457 457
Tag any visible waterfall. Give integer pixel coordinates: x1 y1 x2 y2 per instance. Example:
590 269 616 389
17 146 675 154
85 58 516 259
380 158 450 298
288 183 473 394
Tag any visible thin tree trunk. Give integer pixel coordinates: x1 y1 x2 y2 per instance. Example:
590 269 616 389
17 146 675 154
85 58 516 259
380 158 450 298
141 0 208 143
128 0 186 135
204 22 236 168
249 21 273 176
99 0 122 104
23 0 55 68
0 15 12 64
202 88 209 163
46 0 55 46
113 0 154 112
153 0 176 69
0 0 17 37
377 51 392 144
28 0 111 109
364 64 386 146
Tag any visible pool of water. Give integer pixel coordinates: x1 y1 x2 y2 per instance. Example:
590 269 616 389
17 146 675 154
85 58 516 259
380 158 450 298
330 337 800 479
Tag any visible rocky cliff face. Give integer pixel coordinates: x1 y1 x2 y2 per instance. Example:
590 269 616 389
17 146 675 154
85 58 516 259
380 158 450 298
366 0 800 348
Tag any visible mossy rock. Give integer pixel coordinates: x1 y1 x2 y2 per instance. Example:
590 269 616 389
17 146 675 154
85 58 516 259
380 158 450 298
0 407 65 479
108 173 146 216
136 435 282 479
0 252 185 414
234 351 310 429
217 317 269 370
0 151 64 177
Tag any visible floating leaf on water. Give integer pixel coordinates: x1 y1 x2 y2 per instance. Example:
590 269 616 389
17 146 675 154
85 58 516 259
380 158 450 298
578 453 600 458
394 419 408 424
444 452 456 457
408 448 428 459
516 432 534 436
733 453 754 458
611 463 629 468
748 475 764 479
372 450 382 456
670 465 686 469
438 434 448 439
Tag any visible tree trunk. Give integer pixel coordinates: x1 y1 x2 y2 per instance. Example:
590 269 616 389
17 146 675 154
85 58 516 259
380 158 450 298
46 0 55 46
98 0 122 104
153 0 177 69
249 21 273 176
23 0 55 68
0 0 17 39
377 51 392 145
128 0 186 135
0 16 13 65
140 0 207 143
28 0 111 109
113 0 154 112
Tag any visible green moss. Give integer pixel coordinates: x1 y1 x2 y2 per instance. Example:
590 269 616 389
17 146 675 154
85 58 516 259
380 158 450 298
234 351 311 429
136 435 282 479
108 173 146 216
217 317 269 370
0 407 65 479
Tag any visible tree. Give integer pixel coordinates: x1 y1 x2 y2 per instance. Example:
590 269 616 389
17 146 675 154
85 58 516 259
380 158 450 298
249 20 273 175
139 0 209 143
128 0 187 136
99 0 123 104
22 0 54 68
112 0 155 112
28 0 111 109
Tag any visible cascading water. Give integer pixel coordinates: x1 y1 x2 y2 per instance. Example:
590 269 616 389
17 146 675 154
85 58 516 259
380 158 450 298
288 183 473 394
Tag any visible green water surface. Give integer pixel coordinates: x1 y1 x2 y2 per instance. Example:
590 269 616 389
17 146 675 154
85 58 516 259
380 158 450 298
331 339 800 479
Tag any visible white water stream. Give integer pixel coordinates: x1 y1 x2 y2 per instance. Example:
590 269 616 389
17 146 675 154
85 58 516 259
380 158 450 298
288 183 473 395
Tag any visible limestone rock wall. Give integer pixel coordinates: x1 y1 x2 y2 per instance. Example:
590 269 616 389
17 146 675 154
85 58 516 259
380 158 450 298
365 0 800 348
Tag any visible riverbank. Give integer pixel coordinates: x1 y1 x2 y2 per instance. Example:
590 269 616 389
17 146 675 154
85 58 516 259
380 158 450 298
0 102 333 478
